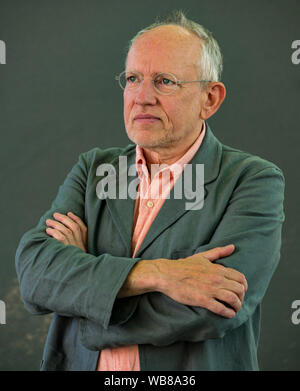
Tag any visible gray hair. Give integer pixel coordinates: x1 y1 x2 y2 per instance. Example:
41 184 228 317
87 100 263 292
126 10 223 82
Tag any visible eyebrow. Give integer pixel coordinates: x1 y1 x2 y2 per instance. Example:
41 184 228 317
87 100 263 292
126 70 165 75
126 70 179 78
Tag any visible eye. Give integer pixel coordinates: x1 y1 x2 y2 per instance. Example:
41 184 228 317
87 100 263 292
127 75 138 84
155 74 177 89
157 77 174 86
162 78 173 85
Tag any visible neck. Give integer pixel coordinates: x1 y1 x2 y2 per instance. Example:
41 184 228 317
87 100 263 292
143 123 204 168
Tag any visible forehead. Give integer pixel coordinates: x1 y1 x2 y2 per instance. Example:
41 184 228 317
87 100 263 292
126 25 202 75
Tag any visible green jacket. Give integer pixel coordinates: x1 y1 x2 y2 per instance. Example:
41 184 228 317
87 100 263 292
15 124 285 371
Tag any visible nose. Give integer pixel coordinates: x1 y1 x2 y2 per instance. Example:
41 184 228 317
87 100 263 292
134 78 158 106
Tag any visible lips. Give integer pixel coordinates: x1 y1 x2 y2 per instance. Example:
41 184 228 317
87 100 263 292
134 114 161 124
134 114 160 120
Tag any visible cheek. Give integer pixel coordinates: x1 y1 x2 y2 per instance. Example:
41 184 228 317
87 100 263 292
123 104 129 124
180 94 200 121
160 102 178 129
165 104 183 128
123 96 133 125
167 98 198 133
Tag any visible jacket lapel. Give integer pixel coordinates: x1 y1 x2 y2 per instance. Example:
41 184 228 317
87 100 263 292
135 123 223 256
104 147 138 256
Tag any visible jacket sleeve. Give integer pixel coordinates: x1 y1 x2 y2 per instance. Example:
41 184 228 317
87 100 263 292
15 151 140 330
79 165 285 349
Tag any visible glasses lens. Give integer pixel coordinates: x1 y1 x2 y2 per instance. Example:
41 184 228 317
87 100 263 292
117 71 178 94
154 73 177 94
119 71 141 90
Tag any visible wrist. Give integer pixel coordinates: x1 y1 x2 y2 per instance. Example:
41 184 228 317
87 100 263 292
130 259 166 293
117 258 168 298
150 258 171 294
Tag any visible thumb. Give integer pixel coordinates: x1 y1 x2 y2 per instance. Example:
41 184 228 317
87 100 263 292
200 244 235 262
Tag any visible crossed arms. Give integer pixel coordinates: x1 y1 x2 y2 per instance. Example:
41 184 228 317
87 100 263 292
45 211 247 319
15 151 285 349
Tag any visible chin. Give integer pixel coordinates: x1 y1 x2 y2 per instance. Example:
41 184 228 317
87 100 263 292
128 135 156 148
132 136 175 150
126 125 175 149
127 129 155 147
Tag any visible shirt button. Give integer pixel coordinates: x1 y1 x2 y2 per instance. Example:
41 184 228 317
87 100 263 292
147 200 154 208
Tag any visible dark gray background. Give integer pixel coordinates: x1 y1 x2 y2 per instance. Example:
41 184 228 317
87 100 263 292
0 0 299 371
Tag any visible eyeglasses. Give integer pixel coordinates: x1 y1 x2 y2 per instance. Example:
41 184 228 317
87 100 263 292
115 70 212 95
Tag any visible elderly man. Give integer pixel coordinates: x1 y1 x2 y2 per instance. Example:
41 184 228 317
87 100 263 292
15 11 284 371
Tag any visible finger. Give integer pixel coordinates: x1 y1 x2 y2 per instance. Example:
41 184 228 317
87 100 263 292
214 289 242 313
46 218 73 238
67 212 87 234
223 279 245 303
52 213 83 242
211 262 248 292
207 273 245 303
201 244 235 262
205 297 236 318
46 228 68 244
53 212 78 231
222 267 248 292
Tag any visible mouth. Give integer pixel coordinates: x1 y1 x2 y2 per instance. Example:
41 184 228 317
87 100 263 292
134 114 161 124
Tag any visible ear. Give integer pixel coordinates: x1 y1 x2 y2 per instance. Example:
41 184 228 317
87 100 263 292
200 82 226 120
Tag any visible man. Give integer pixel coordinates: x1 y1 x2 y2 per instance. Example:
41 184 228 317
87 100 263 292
15 11 285 371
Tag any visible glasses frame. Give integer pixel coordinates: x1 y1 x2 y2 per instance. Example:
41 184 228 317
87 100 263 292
115 70 212 95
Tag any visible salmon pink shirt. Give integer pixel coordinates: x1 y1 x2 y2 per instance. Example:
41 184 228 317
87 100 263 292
97 123 206 371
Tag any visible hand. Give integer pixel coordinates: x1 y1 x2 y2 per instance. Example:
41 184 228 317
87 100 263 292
157 245 248 318
45 212 88 252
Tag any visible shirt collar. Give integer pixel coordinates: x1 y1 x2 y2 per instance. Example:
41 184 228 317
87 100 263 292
135 121 206 181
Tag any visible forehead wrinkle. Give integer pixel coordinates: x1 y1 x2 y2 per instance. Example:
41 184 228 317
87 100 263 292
126 46 199 79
